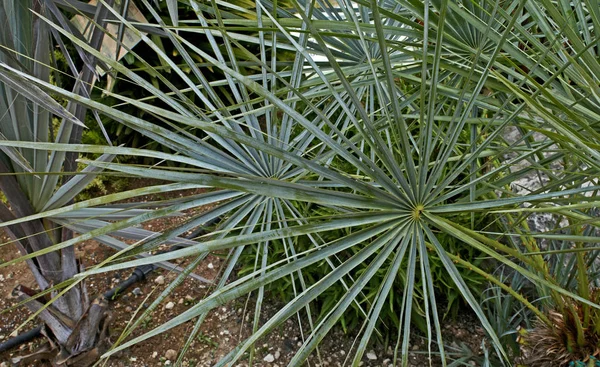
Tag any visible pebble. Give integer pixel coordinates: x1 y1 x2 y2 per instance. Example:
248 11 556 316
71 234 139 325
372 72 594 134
125 306 132 312
155 275 165 285
165 349 177 360
263 354 275 363
383 359 391 366
165 302 175 310
274 350 280 360
152 352 158 358
132 287 143 296
0 274 4 281
366 351 377 360
185 295 194 302
207 263 214 269
1 362 7 367
178 298 184 304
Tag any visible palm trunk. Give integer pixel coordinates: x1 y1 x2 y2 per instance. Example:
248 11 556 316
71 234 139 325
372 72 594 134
0 163 111 366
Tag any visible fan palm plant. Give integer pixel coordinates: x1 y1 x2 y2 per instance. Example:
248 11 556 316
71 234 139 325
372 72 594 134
2 0 600 366
0 0 123 364
0 0 210 365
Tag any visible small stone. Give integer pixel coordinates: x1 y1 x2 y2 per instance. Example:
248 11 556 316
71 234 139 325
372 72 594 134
178 298 184 304
165 302 175 310
165 349 177 360
130 357 137 362
339 350 345 356
263 354 275 363
383 359 391 366
412 344 419 351
0 274 4 281
185 295 194 302
155 275 165 285
125 306 133 312
366 351 377 360
207 263 214 269
274 350 281 360
1 362 8 367
152 352 158 358
132 287 142 296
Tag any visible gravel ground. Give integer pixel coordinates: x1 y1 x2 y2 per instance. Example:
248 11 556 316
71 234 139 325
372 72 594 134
0 180 489 366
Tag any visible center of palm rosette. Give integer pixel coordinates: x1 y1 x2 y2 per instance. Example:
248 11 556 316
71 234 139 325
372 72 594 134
411 203 425 221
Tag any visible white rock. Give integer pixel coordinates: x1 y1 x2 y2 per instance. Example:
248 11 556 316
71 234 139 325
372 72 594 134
155 275 165 285
274 350 281 360
165 349 177 360
207 262 214 269
263 354 275 363
152 351 158 358
165 301 175 310
366 351 377 360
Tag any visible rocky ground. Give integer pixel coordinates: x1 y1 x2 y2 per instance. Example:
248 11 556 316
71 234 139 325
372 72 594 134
0 180 490 367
